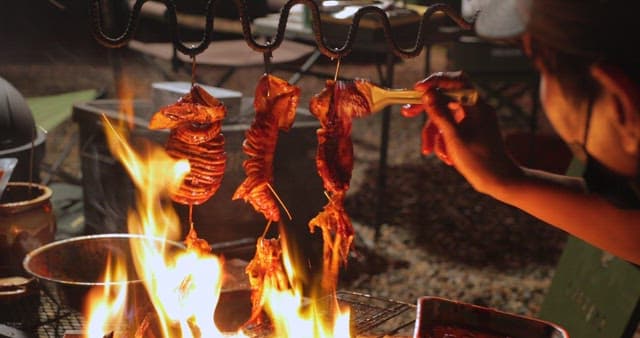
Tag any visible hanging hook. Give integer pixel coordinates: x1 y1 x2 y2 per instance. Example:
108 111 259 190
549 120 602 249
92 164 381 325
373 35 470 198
90 0 472 59
263 50 273 75
333 57 342 82
190 53 197 87
263 37 273 75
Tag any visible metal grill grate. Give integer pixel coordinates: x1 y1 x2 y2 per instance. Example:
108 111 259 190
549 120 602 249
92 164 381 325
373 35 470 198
2 288 412 337
243 290 414 337
0 283 84 338
336 290 413 334
36 286 84 337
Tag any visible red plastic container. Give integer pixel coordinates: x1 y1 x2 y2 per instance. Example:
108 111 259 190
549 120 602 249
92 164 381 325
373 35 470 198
414 297 569 338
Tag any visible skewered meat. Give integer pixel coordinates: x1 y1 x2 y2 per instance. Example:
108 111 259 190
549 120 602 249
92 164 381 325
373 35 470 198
308 191 353 290
309 80 371 194
183 224 212 255
148 85 227 205
245 237 289 324
308 80 371 289
233 74 300 221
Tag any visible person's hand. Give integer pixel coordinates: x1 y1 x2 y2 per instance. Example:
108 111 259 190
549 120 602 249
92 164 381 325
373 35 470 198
401 71 523 195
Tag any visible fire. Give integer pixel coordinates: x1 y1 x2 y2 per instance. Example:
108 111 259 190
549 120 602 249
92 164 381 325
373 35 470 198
261 228 352 338
102 116 242 337
262 289 350 338
86 105 351 337
84 255 128 338
102 116 186 241
134 245 232 338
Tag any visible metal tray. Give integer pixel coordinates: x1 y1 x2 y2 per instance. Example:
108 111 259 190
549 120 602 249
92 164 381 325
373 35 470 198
414 297 569 338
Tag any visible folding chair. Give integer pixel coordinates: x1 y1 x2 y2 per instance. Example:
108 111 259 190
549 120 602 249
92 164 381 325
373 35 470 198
537 160 640 338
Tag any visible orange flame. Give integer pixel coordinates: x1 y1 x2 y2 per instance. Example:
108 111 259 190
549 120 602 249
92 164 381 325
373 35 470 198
263 228 352 338
102 116 251 337
84 255 128 338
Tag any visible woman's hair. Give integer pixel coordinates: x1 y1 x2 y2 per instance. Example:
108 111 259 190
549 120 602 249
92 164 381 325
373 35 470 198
526 0 639 104
528 38 600 105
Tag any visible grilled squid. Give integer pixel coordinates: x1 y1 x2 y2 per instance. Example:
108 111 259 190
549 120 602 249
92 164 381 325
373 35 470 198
308 79 371 290
245 237 289 324
148 84 227 205
233 74 300 221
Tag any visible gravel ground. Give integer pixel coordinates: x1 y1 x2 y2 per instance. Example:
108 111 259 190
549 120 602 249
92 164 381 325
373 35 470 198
2 35 567 323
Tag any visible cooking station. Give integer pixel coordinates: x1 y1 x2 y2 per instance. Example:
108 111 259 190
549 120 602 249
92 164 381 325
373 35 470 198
5 68 420 338
2 273 416 337
0 0 588 337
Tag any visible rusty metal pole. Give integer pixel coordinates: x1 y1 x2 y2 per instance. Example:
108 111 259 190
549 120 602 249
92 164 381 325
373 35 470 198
374 52 395 242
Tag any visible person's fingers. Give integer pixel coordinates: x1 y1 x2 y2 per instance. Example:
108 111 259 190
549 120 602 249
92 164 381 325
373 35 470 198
414 71 470 92
421 121 438 155
422 88 457 138
434 134 453 165
420 124 430 156
448 102 467 123
401 103 424 117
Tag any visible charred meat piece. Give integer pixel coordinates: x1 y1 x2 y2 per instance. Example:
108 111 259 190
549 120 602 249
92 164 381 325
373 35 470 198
308 80 371 289
245 237 289 324
149 84 227 205
233 74 300 221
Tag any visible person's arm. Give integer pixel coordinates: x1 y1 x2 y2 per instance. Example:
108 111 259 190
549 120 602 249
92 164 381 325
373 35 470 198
493 167 640 265
403 72 640 265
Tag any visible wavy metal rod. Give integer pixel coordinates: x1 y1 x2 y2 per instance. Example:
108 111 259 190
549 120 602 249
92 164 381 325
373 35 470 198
90 0 472 59
90 0 218 55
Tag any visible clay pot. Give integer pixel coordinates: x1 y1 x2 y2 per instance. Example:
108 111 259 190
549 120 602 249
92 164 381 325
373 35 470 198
0 182 56 276
0 182 56 328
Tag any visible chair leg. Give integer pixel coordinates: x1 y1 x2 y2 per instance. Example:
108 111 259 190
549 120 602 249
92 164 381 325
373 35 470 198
139 53 178 81
288 49 322 85
374 52 396 242
42 132 81 186
216 67 237 87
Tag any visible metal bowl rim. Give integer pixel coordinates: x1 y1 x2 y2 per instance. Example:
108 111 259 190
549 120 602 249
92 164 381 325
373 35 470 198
0 181 52 210
22 233 185 286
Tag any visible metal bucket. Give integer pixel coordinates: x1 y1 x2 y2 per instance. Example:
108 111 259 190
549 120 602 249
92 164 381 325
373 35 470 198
22 233 185 313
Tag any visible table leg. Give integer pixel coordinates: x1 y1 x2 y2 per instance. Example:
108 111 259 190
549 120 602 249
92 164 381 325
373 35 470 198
374 52 395 241
288 49 323 85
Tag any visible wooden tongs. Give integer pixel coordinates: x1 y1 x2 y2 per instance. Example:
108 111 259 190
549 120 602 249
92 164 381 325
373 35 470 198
361 82 478 113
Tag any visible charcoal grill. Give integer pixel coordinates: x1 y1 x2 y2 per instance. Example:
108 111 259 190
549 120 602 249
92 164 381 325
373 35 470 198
243 290 415 337
0 284 83 338
3 286 414 337
9 235 415 337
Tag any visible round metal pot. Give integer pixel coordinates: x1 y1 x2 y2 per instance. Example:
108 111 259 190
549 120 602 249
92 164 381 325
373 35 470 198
23 233 186 313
